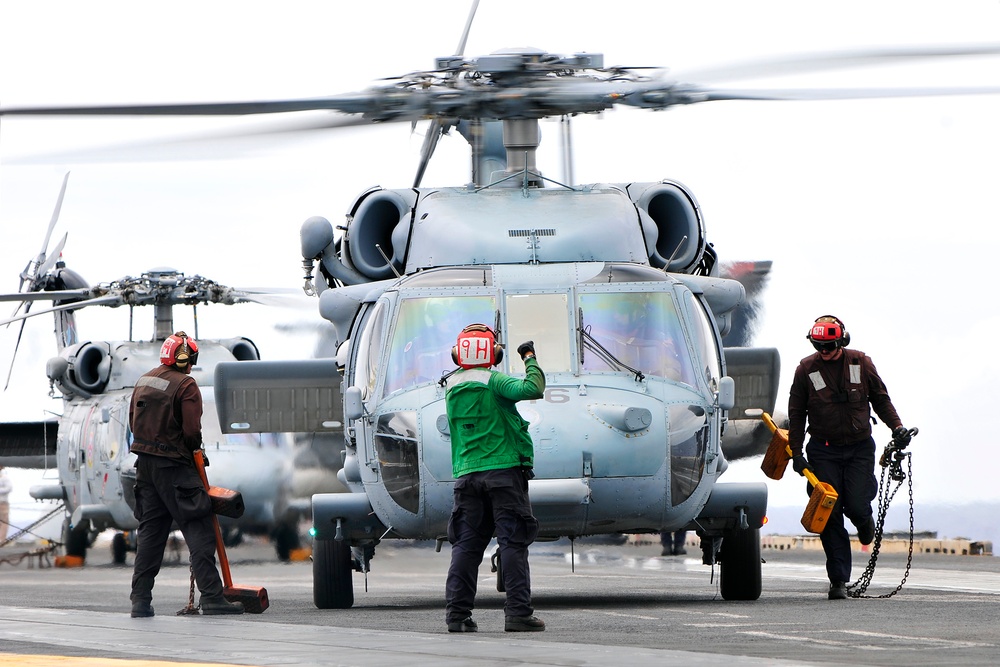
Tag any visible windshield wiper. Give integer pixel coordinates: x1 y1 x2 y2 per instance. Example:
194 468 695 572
577 325 645 382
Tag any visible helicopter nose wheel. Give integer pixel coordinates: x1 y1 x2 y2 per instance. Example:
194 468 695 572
491 547 505 592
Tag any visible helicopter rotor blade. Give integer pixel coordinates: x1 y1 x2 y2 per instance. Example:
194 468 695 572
410 0 480 188
3 113 382 166
675 43 1000 84
0 295 122 327
454 0 480 58
0 288 93 303
18 173 71 292
0 93 385 118
671 84 1000 105
37 172 70 270
34 232 68 279
3 42 999 171
412 119 450 188
3 319 32 391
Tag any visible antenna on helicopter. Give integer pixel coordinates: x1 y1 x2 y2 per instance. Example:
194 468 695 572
374 244 402 279
662 236 689 273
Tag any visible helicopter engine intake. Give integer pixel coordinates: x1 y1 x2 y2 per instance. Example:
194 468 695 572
346 189 416 281
46 341 112 397
629 181 706 274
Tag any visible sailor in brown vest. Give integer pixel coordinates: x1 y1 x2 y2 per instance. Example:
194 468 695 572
128 331 243 617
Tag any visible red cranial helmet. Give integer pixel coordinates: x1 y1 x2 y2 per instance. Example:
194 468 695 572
807 315 849 352
451 323 503 369
160 331 199 368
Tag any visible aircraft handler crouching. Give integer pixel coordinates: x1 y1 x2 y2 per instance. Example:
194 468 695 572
787 315 911 601
444 324 546 633
128 331 244 617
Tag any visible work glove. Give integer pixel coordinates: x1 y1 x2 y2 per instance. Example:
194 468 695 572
792 454 813 477
517 341 536 360
892 426 912 447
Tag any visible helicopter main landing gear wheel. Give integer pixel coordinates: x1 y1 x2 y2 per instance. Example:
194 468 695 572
273 521 302 562
61 518 89 561
313 538 354 609
111 532 128 564
719 526 762 601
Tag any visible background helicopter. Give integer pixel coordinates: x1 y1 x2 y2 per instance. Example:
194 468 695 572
0 176 312 561
2 0 1000 596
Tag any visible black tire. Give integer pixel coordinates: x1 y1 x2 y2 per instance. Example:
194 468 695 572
62 519 89 560
313 539 354 609
222 526 243 547
273 522 302 562
111 533 128 565
719 527 762 601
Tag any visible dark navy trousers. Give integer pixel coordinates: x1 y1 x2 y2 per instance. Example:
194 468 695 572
131 454 224 603
445 467 539 623
805 436 878 584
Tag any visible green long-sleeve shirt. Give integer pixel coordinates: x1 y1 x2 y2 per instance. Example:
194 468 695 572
444 356 545 478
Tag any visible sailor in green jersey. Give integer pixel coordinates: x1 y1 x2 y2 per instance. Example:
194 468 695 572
443 324 546 633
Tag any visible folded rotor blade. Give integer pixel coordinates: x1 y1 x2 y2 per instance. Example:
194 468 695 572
38 172 70 264
34 232 68 279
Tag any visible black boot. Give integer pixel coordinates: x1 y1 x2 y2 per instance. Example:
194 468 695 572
857 516 875 546
828 581 848 600
130 576 155 617
200 595 245 615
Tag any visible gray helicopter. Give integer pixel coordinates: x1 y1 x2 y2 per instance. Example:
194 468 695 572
0 176 305 562
2 7 998 608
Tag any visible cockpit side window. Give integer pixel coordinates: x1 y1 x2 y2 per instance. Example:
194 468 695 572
683 292 723 388
382 295 495 398
578 291 697 385
354 300 387 400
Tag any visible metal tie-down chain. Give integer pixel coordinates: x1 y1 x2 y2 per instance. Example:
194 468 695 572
848 428 918 599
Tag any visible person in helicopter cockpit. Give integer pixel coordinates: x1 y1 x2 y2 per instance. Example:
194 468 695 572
787 315 910 601
443 324 547 633
128 332 244 618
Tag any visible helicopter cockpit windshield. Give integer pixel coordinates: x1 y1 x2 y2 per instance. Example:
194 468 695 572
578 291 698 386
364 266 715 404
383 295 496 397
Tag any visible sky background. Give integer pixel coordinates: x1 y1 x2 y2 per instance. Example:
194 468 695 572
2 1 999 539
